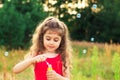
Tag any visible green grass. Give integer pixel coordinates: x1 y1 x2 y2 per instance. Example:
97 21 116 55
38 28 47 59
0 41 120 80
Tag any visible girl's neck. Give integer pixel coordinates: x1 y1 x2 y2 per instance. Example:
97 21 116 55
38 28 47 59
43 50 56 54
43 51 58 58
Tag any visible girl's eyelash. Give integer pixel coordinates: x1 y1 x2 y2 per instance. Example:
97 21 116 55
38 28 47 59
46 37 51 40
54 40 58 42
46 38 50 40
54 39 59 42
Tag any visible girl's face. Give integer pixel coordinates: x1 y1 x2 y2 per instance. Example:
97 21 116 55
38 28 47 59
43 30 62 53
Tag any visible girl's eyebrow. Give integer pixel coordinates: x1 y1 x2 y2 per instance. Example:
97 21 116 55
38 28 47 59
45 35 51 37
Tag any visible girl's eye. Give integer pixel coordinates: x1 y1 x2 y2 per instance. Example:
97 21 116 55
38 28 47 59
47 38 50 41
54 38 59 42
46 37 51 41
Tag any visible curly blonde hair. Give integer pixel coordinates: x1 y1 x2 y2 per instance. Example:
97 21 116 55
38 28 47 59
29 17 72 74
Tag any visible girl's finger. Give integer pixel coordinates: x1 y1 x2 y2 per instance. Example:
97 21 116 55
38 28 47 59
47 71 56 80
40 55 46 61
35 55 46 62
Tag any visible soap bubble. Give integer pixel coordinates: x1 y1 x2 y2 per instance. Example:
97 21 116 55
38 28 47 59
4 51 9 56
91 37 95 42
83 49 87 54
92 4 97 9
76 13 81 18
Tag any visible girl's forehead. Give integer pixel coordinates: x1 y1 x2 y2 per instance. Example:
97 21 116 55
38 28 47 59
44 30 62 38
45 30 61 35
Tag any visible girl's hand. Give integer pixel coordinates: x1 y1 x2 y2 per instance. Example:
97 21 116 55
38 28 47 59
47 70 58 80
47 70 70 80
32 54 46 63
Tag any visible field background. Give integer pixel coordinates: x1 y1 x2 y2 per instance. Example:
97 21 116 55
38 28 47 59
0 41 120 80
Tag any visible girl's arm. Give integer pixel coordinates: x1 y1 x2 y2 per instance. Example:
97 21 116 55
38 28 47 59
12 57 34 74
13 54 46 74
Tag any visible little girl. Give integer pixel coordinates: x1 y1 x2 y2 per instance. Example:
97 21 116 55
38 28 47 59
13 17 72 80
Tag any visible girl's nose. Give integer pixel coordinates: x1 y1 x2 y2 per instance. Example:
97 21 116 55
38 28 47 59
49 40 54 44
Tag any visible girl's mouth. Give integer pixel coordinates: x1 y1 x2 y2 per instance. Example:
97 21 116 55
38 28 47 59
48 45 55 48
